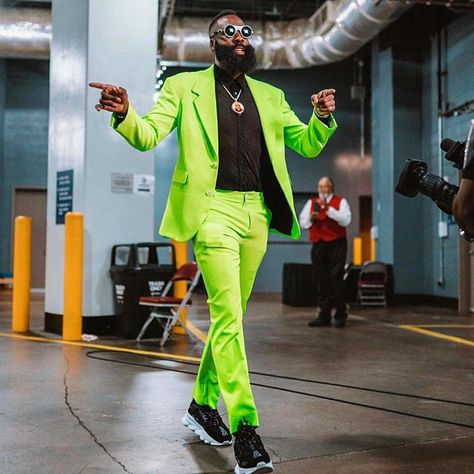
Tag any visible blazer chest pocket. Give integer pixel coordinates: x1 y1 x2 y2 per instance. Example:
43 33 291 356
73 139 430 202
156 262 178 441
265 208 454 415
172 168 188 184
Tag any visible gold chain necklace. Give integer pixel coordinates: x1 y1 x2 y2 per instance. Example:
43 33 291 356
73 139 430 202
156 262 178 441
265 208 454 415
221 83 245 115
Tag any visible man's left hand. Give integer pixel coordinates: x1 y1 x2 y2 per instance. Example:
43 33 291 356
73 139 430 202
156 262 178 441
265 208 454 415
311 89 336 117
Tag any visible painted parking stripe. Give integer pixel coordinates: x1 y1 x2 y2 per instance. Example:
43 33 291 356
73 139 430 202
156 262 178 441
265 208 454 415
399 325 474 348
182 319 207 343
411 324 474 328
0 332 201 362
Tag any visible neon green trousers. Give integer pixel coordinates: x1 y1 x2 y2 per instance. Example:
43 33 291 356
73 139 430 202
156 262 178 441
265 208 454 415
192 189 270 433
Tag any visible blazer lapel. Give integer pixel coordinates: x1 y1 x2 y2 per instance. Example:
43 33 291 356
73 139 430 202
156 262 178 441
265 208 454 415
246 76 275 160
192 66 218 159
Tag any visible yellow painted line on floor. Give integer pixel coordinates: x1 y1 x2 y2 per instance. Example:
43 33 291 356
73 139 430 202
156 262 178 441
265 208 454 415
413 324 474 328
399 325 474 348
183 319 207 343
0 332 201 363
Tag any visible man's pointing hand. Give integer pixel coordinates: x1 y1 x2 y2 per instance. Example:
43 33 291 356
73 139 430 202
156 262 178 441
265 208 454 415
89 82 129 116
311 89 336 118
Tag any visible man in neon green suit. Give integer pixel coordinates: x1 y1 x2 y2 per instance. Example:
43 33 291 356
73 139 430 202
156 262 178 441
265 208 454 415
90 9 337 474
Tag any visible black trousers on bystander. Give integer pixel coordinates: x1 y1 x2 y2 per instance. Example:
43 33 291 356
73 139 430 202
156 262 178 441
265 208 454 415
311 237 347 320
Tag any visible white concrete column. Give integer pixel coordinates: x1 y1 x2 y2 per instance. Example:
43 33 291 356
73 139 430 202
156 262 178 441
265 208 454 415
46 0 158 327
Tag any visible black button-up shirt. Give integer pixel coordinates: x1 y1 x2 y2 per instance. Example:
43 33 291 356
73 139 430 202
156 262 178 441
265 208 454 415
214 65 263 191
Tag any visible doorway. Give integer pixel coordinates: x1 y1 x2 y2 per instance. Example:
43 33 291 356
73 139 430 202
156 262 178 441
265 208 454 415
12 188 47 290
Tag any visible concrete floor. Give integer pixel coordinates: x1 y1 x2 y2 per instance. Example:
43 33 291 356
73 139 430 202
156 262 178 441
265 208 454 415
1 289 474 473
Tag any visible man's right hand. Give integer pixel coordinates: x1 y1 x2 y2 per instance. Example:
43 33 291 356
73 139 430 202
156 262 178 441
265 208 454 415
89 82 129 115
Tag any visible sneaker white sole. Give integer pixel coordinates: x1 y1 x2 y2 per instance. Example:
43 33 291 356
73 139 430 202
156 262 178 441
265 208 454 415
181 411 232 446
234 461 274 474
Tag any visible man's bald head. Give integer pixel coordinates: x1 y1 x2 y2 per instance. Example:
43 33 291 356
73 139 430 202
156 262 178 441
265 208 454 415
318 177 334 197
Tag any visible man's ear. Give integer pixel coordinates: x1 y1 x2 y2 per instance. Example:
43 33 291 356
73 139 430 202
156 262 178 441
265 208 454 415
209 38 215 53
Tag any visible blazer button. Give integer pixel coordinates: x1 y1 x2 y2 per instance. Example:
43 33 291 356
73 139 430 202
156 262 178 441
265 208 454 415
210 162 217 169
205 190 214 197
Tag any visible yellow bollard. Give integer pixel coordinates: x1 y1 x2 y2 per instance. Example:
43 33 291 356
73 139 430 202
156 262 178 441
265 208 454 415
63 212 83 341
370 238 376 262
12 216 32 332
171 240 188 334
353 236 362 266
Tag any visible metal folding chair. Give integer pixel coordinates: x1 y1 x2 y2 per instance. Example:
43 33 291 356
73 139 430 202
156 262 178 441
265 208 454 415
357 261 388 307
137 262 201 346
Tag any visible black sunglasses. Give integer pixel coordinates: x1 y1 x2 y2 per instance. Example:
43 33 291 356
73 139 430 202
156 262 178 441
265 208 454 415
210 24 253 39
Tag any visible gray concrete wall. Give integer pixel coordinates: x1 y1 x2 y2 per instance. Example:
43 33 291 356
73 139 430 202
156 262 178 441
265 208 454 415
371 11 474 297
0 60 49 274
45 0 158 316
392 45 425 294
0 59 5 273
371 44 394 264
422 12 474 297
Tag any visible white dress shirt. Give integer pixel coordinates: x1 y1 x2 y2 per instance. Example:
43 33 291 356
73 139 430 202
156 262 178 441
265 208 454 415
298 194 352 230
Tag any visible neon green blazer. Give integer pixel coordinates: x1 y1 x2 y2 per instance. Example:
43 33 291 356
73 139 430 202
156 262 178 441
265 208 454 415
112 65 337 242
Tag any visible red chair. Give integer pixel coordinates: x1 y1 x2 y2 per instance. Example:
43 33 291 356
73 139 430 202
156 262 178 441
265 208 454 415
137 262 201 346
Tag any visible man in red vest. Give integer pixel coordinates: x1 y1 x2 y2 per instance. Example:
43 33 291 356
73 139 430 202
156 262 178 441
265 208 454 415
299 177 351 327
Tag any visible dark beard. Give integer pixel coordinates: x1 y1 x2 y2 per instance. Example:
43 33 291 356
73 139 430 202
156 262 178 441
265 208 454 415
214 42 257 76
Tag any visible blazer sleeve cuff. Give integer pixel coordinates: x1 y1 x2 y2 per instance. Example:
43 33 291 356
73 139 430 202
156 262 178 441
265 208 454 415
110 103 138 132
312 112 337 129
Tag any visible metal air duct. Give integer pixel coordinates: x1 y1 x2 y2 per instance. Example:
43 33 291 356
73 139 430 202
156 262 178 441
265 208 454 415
0 7 51 59
161 0 413 68
0 1 413 68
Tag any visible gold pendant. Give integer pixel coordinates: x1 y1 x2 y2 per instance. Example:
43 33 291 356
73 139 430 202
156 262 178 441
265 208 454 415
231 100 244 115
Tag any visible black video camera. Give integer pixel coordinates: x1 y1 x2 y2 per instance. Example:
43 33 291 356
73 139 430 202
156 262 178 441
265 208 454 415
395 138 465 215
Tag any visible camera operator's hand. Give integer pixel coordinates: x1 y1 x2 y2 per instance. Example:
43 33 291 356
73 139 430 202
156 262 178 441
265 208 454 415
453 178 474 238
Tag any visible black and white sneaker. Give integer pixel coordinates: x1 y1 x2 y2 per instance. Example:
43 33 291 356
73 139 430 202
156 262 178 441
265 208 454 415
181 399 232 446
233 421 274 474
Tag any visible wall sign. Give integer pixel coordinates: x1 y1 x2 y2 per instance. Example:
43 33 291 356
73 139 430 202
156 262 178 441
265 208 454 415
111 173 133 194
56 169 74 224
133 174 155 196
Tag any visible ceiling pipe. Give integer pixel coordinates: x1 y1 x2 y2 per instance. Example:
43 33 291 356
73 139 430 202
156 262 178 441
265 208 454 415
161 0 413 68
0 7 50 59
0 1 413 68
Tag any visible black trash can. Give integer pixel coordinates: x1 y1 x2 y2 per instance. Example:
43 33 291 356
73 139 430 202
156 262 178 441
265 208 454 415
110 242 176 339
282 263 318 306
